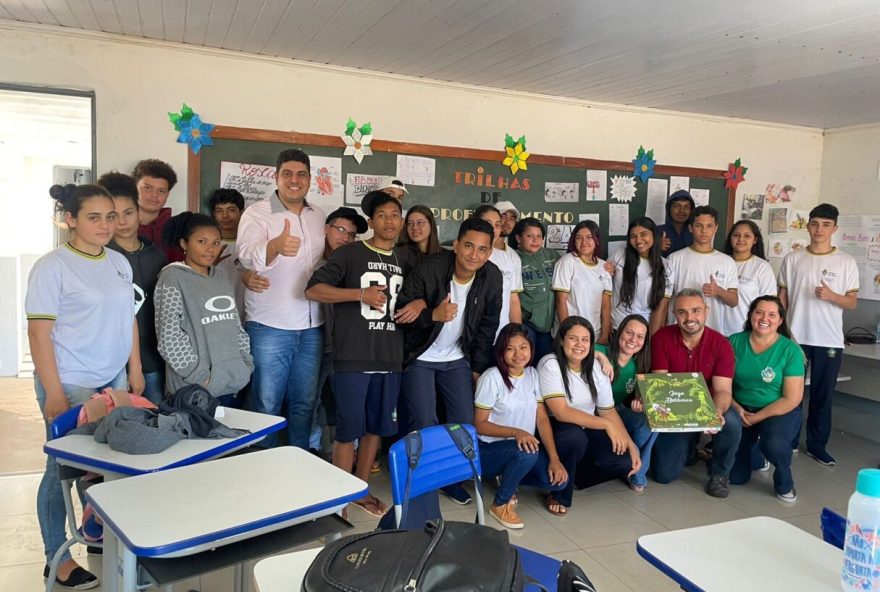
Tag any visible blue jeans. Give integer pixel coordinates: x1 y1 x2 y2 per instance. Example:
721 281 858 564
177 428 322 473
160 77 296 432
35 369 127 564
731 406 801 495
652 407 743 483
524 323 553 367
401 358 473 431
618 405 658 487
142 370 165 404
479 439 539 505
246 322 323 449
792 345 842 452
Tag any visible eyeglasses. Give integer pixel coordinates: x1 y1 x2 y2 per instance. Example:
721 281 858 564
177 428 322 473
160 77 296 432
406 220 428 228
329 225 357 240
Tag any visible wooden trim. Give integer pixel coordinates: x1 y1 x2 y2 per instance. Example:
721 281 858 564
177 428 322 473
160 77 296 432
726 187 737 232
187 149 201 212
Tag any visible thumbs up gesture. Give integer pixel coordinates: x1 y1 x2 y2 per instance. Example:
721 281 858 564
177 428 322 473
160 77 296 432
815 279 835 301
432 294 459 322
661 231 672 252
702 274 720 297
272 218 302 257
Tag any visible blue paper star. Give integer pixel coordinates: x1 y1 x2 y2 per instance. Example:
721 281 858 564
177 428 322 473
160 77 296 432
632 146 656 183
177 114 215 154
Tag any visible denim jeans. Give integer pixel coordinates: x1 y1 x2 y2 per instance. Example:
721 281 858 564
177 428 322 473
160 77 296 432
142 370 165 404
479 439 539 505
792 345 842 452
524 323 553 367
401 358 473 431
652 407 742 483
618 405 658 487
246 322 323 449
731 406 801 495
35 369 127 564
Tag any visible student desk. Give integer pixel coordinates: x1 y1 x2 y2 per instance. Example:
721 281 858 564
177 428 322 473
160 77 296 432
86 446 368 592
636 516 842 591
252 547 322 592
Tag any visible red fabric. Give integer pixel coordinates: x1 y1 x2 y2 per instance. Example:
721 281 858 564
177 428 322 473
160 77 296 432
139 207 184 262
650 325 735 395
76 389 157 426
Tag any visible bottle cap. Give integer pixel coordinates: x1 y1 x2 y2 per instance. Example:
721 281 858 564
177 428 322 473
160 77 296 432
856 468 880 498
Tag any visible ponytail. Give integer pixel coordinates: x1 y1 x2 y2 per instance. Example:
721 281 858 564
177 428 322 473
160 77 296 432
161 211 218 248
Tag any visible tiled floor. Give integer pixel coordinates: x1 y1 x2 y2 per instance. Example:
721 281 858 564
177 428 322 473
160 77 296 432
1 431 877 591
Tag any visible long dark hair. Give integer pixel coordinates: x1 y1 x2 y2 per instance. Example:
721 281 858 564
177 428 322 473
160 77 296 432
494 323 534 391
620 217 667 309
566 220 602 263
723 220 767 261
609 314 652 375
398 204 440 258
742 295 793 339
553 316 598 403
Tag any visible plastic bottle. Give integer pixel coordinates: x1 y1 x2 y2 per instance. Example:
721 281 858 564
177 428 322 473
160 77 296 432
841 468 880 592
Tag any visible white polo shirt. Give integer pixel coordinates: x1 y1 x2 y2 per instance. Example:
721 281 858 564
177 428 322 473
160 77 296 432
537 353 615 416
474 366 542 443
667 247 739 332
778 247 859 348
609 248 674 330
721 256 776 336
489 245 524 340
552 253 612 336
236 192 325 330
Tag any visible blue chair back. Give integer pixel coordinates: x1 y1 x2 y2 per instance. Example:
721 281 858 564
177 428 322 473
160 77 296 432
820 506 846 550
50 405 83 440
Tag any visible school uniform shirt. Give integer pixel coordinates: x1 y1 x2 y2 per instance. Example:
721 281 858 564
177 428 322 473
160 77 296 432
777 247 859 348
306 241 415 372
214 238 246 318
552 253 612 336
418 274 474 362
517 248 560 333
595 344 637 406
26 243 134 387
236 192 325 330
721 256 776 336
537 353 615 417
650 324 735 397
728 331 805 408
474 366 542 443
666 248 739 333
608 249 673 331
489 245 524 340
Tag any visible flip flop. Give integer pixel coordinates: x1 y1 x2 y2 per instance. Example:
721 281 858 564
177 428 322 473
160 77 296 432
351 496 388 518
371 461 382 474
545 495 567 516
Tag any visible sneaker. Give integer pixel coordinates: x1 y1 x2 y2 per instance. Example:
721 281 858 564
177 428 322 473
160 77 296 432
705 475 730 498
43 564 99 590
806 449 836 466
440 483 472 505
758 459 771 472
489 501 524 529
776 488 798 503
791 447 799 454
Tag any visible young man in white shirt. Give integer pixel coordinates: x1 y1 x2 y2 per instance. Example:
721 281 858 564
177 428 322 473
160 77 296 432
778 203 859 466
667 205 739 333
475 204 523 341
236 149 326 449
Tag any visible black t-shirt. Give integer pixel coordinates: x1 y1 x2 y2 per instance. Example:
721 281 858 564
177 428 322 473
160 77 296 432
307 241 415 372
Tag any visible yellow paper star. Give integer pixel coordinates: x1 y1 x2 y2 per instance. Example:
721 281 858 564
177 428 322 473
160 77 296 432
502 142 530 175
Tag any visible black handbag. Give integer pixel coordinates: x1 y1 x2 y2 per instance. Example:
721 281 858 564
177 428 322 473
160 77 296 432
301 518 524 592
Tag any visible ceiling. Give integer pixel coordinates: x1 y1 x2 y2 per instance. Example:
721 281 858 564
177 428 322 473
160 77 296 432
2 0 880 128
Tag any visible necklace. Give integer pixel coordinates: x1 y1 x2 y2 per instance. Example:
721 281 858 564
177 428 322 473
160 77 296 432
367 239 400 270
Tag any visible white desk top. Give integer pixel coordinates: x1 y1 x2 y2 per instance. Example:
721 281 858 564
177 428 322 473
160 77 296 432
44 407 284 476
253 548 322 592
86 446 368 558
637 516 842 591
844 342 880 361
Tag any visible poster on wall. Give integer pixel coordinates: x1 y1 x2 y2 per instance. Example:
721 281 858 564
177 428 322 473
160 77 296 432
768 238 790 259
585 170 607 201
547 224 574 249
768 208 789 233
308 156 343 209
834 215 880 301
345 173 384 206
790 210 810 231
219 161 276 208
740 194 765 220
545 182 579 203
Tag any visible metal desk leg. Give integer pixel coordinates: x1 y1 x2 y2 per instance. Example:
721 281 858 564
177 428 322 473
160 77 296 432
234 562 244 592
103 527 119 592
120 545 137 592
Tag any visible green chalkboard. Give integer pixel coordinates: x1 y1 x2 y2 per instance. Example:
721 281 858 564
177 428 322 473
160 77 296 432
190 127 735 253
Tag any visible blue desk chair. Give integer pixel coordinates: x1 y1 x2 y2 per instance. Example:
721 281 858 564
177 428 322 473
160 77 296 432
820 506 846 550
46 405 103 592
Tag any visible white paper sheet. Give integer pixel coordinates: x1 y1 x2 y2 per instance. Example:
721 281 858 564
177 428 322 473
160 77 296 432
544 182 579 203
585 170 607 201
646 178 668 224
609 203 629 236
610 175 636 203
219 161 276 209
345 173 384 206
307 155 343 209
579 213 600 225
668 176 690 196
547 224 574 249
396 155 436 186
690 188 710 207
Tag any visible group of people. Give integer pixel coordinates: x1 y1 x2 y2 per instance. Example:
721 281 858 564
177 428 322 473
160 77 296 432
27 149 858 589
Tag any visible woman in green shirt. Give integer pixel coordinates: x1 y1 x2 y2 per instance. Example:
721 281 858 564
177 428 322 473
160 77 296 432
728 295 805 502
595 314 656 492
514 218 560 363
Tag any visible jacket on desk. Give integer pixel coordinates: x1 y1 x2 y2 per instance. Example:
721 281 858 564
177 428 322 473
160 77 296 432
397 249 503 373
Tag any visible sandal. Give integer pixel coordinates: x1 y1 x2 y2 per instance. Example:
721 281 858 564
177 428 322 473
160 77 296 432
545 495 568 516
371 461 382 474
351 495 388 518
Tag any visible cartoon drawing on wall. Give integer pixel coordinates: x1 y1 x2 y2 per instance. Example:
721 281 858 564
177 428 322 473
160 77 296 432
544 182 579 203
766 183 796 203
546 224 574 249
769 238 790 258
790 210 809 231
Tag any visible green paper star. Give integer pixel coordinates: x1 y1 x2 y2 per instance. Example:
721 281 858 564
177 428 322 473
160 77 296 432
345 118 357 136
168 103 195 131
358 122 372 136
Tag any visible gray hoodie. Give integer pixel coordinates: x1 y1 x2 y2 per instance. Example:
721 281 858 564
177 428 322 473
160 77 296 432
154 263 253 398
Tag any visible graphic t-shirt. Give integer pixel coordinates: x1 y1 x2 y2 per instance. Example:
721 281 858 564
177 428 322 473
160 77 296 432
728 331 805 408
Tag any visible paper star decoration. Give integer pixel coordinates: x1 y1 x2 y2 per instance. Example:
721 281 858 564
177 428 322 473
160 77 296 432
176 113 215 154
610 175 637 203
632 146 656 183
168 103 194 132
502 134 530 175
724 157 748 190
341 118 373 164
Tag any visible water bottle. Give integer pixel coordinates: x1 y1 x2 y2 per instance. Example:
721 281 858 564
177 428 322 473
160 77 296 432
841 468 880 591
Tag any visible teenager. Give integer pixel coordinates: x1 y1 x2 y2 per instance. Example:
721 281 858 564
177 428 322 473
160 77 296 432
397 217 503 504
608 217 673 336
379 176 408 201
475 204 523 340
658 189 695 256
553 220 612 344
132 158 183 262
155 212 253 406
729 296 804 501
514 218 559 361
208 188 247 315
538 317 640 515
778 203 858 465
496 201 520 249
27 184 143 590
721 220 776 336
397 204 440 261
666 205 738 333
474 323 568 529
595 314 657 492
100 172 167 403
